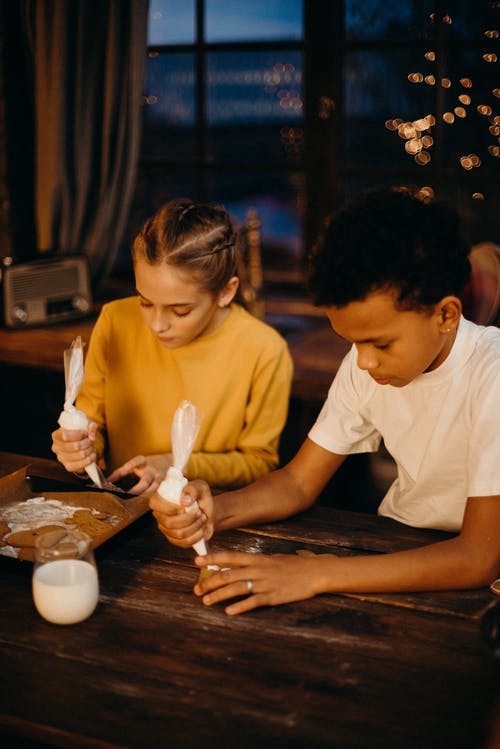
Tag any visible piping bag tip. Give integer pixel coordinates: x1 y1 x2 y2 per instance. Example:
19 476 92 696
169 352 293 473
60 337 103 489
85 463 102 489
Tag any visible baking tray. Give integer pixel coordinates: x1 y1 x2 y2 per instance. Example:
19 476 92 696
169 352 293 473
0 464 150 561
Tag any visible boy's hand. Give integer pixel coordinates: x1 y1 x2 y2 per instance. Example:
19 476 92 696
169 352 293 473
193 551 323 616
149 480 215 548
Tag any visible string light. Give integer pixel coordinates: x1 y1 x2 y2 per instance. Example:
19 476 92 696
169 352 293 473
384 9 499 199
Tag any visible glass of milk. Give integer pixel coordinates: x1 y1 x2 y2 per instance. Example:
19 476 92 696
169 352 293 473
32 529 99 625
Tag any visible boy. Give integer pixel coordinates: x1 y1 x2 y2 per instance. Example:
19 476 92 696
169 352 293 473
149 188 500 616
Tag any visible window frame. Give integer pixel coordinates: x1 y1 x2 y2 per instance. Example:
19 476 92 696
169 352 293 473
131 0 500 288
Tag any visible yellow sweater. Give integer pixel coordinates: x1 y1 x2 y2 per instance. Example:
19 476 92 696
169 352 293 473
76 299 293 489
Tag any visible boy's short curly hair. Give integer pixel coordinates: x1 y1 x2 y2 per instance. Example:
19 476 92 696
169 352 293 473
308 187 471 311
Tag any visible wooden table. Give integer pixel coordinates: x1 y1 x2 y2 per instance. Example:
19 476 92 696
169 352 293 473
0 452 498 749
0 316 98 371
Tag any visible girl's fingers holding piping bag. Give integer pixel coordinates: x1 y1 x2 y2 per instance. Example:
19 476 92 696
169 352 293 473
52 426 88 444
51 429 96 468
87 420 99 441
52 451 97 474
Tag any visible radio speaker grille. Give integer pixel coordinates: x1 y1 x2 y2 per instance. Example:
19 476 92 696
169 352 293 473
2 256 92 327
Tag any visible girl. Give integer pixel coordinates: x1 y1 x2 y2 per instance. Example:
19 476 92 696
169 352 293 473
51 199 293 495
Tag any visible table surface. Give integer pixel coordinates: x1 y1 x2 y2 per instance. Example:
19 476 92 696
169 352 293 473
0 316 98 371
0 452 498 749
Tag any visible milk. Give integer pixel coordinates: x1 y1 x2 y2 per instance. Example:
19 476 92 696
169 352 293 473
32 558 99 625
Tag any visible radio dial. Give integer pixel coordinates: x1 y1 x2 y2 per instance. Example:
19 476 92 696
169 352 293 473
72 295 90 312
11 305 28 324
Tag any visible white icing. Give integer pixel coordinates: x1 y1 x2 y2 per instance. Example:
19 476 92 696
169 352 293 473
158 467 187 504
1 497 83 528
58 408 88 430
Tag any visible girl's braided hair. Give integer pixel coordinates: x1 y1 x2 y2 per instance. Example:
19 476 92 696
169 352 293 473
133 198 239 296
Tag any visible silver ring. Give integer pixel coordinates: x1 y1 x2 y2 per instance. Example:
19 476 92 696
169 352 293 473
246 579 253 593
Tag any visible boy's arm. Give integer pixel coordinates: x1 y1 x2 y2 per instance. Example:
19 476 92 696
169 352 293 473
149 439 347 549
195 494 500 615
213 438 348 531
313 494 500 591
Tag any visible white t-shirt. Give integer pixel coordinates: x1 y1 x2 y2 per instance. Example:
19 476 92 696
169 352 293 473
308 317 500 532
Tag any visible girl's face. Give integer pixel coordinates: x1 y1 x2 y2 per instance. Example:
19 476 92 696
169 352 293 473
326 289 460 388
134 257 238 348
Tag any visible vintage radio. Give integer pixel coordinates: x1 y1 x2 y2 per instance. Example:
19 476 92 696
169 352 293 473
1 255 93 328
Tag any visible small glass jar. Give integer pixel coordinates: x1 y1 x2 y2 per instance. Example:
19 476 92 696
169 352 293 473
32 529 99 625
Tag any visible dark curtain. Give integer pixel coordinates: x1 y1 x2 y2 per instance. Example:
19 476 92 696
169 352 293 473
25 0 148 285
0 1 36 261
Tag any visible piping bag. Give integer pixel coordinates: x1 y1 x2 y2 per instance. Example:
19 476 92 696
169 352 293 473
57 336 102 489
157 400 219 574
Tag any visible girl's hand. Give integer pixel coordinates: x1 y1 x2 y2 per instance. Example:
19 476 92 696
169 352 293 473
149 480 215 549
51 422 98 474
107 454 170 495
194 551 324 615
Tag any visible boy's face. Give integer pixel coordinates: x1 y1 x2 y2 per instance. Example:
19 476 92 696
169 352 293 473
326 289 457 388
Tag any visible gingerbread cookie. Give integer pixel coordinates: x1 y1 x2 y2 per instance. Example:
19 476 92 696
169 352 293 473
296 548 337 558
66 509 112 537
6 525 67 548
48 492 130 522
197 566 219 584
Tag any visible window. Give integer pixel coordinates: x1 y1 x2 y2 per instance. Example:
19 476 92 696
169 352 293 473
342 0 500 246
117 1 500 291
123 0 305 287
